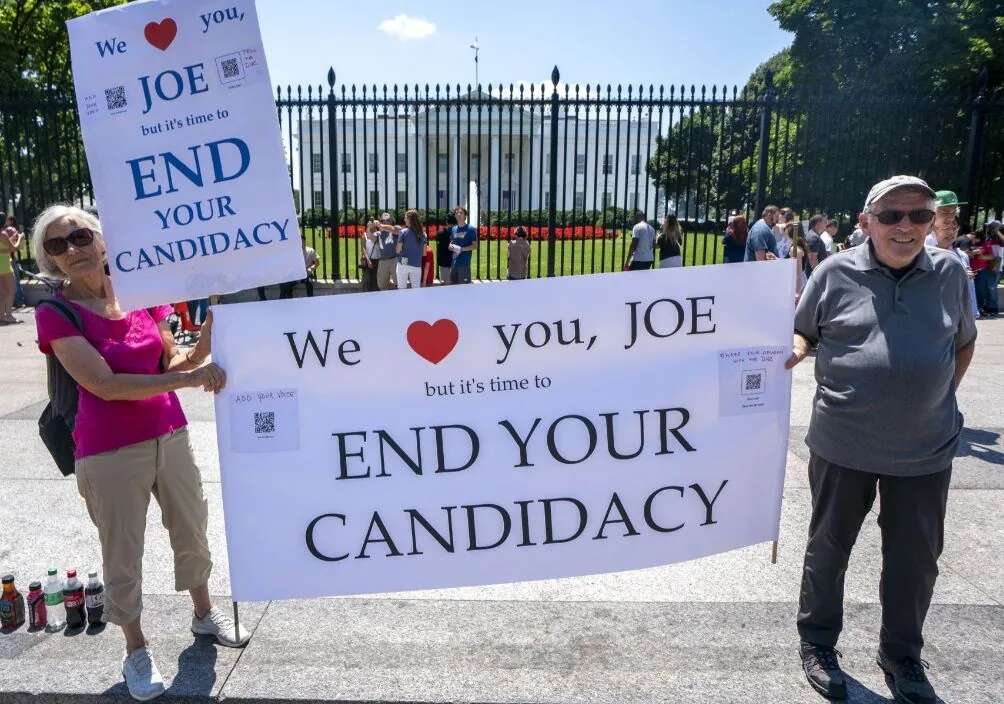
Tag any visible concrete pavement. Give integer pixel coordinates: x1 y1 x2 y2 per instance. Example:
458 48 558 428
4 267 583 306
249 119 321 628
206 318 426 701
0 300 1001 703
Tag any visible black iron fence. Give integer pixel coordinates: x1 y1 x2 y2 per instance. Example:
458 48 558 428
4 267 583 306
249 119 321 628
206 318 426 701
2 65 1002 281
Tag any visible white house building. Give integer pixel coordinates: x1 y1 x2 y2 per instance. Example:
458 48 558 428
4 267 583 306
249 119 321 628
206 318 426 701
289 94 667 221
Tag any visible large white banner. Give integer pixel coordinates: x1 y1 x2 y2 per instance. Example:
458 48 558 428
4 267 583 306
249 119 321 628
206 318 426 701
68 0 304 311
213 262 794 602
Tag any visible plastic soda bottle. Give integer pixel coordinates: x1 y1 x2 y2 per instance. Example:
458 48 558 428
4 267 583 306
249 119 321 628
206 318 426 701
84 571 104 626
43 568 65 632
0 575 26 631
63 569 86 630
27 581 47 631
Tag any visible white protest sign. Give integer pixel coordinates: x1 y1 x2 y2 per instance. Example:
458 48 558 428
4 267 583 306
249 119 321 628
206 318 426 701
67 0 304 311
213 262 794 602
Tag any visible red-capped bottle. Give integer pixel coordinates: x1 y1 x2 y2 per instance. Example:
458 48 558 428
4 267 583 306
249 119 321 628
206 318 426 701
62 569 86 630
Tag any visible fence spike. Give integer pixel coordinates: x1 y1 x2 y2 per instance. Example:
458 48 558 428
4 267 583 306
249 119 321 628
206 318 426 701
551 65 560 85
327 67 335 87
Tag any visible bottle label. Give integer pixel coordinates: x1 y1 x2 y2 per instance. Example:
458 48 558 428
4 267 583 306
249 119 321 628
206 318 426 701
0 601 11 619
45 593 62 607
85 592 104 609
64 592 84 609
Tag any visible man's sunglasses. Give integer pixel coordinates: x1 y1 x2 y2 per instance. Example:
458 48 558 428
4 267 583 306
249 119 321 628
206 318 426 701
872 209 935 226
43 228 95 256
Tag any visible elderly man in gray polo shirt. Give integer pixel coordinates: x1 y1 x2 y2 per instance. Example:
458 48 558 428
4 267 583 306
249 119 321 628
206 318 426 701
786 175 976 704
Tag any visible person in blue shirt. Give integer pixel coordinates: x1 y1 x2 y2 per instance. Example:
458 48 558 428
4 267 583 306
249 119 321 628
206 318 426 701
744 205 780 261
448 206 478 284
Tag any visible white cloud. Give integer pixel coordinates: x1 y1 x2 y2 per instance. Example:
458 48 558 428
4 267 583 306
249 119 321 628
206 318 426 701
377 14 436 40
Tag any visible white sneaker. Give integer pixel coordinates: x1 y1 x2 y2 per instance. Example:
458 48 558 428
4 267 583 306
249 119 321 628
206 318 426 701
121 647 166 701
191 606 250 648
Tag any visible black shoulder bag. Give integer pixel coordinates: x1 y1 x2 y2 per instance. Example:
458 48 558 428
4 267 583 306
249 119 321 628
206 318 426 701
36 299 83 476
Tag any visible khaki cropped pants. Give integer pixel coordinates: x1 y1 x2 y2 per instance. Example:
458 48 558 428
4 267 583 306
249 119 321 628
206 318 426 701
75 427 212 625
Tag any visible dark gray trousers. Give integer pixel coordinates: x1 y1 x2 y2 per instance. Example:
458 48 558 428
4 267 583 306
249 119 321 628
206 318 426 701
796 452 951 660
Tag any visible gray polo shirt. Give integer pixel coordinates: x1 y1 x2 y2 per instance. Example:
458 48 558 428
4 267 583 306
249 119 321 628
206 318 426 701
793 242 977 476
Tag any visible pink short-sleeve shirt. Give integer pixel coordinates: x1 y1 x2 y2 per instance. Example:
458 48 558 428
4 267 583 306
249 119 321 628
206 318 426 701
35 297 187 459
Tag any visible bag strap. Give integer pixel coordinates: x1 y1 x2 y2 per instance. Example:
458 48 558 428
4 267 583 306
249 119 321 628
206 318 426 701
37 298 83 333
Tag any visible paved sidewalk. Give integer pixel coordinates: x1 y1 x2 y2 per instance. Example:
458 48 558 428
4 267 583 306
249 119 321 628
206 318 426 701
0 303 1001 703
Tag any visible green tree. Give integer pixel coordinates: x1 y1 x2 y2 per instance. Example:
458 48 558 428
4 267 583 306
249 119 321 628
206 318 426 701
768 0 1004 218
0 1 126 224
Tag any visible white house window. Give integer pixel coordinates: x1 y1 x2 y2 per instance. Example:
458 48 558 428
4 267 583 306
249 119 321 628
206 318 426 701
369 190 380 206
311 153 323 173
312 191 324 208
602 192 612 208
575 154 585 175
437 154 448 173
341 153 351 173
631 155 641 175
397 190 407 206
574 192 585 209
602 154 612 174
396 153 408 172
368 153 379 173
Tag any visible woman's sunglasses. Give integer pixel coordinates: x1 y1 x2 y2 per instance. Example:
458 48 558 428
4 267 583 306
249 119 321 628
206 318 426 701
43 227 95 256
872 209 936 226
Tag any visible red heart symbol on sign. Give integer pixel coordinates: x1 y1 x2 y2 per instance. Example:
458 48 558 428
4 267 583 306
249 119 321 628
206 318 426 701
406 319 459 364
144 18 177 51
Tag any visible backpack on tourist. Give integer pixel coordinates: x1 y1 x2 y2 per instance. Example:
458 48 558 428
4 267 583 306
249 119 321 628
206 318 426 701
36 299 82 476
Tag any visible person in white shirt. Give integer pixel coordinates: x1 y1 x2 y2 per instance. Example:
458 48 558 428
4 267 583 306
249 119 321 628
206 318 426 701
624 211 656 270
820 220 836 254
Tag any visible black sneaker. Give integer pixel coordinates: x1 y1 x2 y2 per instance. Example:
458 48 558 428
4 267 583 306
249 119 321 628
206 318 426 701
800 642 848 700
876 651 936 704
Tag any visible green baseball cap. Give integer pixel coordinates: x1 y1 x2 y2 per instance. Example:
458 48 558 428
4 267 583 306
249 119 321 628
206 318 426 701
934 190 966 207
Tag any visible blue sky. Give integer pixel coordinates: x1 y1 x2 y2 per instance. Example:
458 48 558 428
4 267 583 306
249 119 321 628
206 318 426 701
256 0 793 94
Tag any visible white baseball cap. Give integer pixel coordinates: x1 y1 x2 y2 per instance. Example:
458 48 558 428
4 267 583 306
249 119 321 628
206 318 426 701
863 175 936 210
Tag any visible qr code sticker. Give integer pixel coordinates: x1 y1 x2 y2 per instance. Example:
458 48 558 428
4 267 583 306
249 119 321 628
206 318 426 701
215 53 246 83
104 86 127 113
254 411 275 435
221 57 240 78
741 369 766 395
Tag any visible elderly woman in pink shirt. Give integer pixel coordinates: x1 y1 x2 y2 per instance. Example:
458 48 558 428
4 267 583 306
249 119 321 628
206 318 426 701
32 204 244 701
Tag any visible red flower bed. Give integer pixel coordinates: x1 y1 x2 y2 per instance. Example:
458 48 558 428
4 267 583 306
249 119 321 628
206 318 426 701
321 224 621 240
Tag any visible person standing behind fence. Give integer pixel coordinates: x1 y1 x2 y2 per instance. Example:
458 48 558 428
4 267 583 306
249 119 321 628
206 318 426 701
435 212 457 283
449 206 478 284
375 212 400 290
0 213 22 324
395 209 427 290
786 221 807 301
803 215 829 276
657 215 683 268
847 212 869 247
507 226 531 280
775 207 796 258
722 215 748 263
360 221 379 292
744 205 780 261
624 211 656 270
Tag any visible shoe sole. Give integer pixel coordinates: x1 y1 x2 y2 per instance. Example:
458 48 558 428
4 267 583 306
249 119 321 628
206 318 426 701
191 627 250 648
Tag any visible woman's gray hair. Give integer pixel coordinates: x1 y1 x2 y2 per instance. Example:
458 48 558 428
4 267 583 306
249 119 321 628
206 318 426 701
31 204 102 277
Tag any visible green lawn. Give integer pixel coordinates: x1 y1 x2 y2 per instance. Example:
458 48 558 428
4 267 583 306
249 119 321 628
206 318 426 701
303 229 724 281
